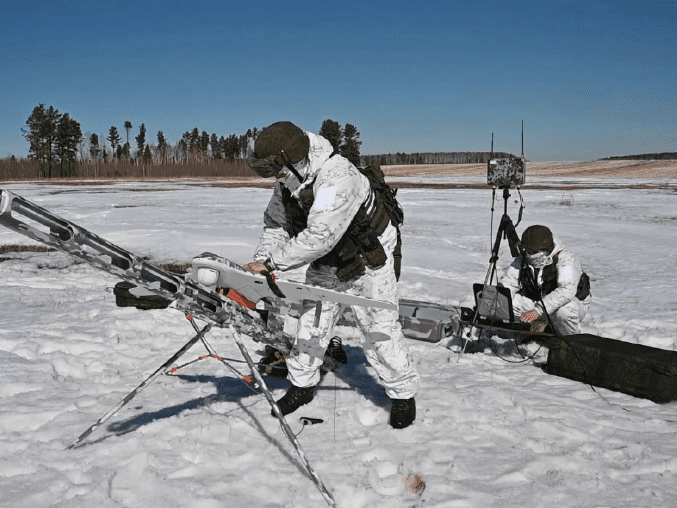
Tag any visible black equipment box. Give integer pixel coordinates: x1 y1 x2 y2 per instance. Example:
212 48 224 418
113 281 171 310
545 334 677 403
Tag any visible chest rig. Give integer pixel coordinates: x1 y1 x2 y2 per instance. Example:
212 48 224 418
519 253 591 302
279 169 393 282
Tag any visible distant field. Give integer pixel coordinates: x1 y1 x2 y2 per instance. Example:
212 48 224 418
2 160 675 188
382 159 677 178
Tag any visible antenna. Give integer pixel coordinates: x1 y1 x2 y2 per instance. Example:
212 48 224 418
487 122 525 188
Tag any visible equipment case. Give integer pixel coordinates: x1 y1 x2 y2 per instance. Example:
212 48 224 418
545 334 677 403
397 299 462 343
336 299 462 343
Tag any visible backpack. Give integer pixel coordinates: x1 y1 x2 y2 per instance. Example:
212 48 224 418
357 163 404 280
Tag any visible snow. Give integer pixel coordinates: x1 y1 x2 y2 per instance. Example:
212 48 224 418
1 179 677 507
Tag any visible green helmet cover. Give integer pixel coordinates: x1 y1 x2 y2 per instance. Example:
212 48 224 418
521 225 554 254
254 121 309 165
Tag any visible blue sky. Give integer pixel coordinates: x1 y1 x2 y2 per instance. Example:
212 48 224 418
1 0 675 161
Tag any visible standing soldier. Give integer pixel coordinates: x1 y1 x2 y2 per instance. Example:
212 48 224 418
245 121 419 429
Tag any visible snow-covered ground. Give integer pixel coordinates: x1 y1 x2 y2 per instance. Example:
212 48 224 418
1 180 677 507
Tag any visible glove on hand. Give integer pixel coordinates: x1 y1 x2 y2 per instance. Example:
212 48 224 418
520 309 541 323
243 259 276 275
242 260 269 275
242 259 284 298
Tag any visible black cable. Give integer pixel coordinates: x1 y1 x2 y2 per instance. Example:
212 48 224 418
486 330 545 364
515 187 524 228
532 282 629 409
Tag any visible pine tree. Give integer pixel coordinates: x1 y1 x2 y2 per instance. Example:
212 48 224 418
218 135 226 160
135 123 146 160
89 133 100 161
143 145 152 164
24 104 61 178
319 119 343 152
189 128 200 159
178 138 188 162
107 126 122 159
200 131 210 158
56 113 82 177
124 121 132 145
122 142 131 161
210 133 221 159
224 134 239 160
157 131 168 163
341 123 361 166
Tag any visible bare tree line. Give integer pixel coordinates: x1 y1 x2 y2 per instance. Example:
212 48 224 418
10 102 538 182
601 152 677 161
12 105 373 181
14 103 265 181
0 157 252 181
360 151 518 166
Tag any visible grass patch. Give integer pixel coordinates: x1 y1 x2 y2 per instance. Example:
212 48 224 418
161 263 190 274
0 245 189 274
559 193 575 206
0 244 54 254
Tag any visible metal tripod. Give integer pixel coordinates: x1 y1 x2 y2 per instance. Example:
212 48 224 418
67 316 337 508
485 186 522 286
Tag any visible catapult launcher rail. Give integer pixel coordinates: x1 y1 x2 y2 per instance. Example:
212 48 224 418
0 188 269 339
0 188 340 507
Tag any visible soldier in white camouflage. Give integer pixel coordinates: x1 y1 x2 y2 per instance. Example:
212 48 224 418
500 225 591 335
245 121 420 429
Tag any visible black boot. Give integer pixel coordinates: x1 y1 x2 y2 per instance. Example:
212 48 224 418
325 336 347 364
390 398 416 429
258 346 288 378
271 385 315 417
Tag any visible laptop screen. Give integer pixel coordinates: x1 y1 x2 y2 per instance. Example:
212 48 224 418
472 284 515 323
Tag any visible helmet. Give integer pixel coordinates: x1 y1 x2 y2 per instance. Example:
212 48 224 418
249 121 309 178
521 225 554 254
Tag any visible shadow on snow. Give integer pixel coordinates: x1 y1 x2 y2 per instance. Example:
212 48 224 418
106 344 389 436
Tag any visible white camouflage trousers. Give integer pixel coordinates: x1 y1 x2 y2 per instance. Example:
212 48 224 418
285 224 420 400
512 293 591 336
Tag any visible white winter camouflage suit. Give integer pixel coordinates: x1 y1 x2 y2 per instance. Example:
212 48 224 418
253 132 420 399
499 236 591 335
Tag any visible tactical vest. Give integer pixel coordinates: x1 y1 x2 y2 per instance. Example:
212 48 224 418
519 253 591 302
279 164 401 282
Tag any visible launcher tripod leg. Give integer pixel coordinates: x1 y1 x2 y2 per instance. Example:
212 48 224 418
66 323 212 450
227 325 337 507
183 314 260 392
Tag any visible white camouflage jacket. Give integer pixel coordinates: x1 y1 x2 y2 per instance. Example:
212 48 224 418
499 236 585 314
253 132 371 272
